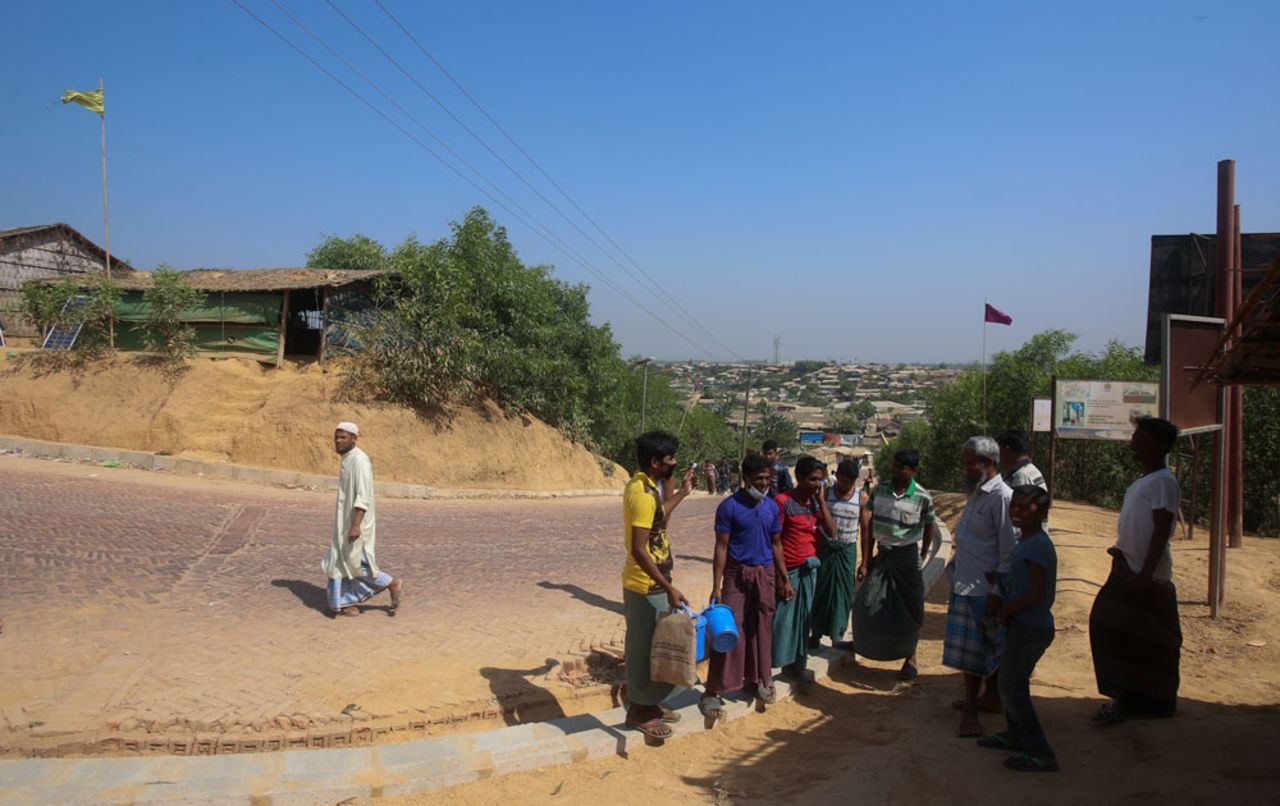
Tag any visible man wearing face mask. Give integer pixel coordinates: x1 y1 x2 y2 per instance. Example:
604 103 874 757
702 453 785 723
944 436 1017 738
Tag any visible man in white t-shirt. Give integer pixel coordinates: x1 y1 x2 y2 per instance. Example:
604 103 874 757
1089 417 1182 725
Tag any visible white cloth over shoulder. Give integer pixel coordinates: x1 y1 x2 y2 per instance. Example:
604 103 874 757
1115 467 1178 582
324 446 378 580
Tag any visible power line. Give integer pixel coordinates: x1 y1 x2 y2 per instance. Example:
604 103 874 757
228 0 717 358
331 0 745 361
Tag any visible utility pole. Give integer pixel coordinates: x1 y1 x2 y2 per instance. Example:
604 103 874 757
635 357 654 432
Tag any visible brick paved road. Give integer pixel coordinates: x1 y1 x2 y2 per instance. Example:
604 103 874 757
0 455 722 756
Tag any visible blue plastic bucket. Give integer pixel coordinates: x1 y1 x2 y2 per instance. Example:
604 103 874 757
681 605 710 662
702 602 739 653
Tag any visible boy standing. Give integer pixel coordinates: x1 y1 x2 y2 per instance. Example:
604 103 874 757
702 454 785 722
981 485 1059 772
621 431 697 740
771 455 837 691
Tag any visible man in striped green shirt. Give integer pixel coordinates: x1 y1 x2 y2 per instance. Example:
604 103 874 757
853 449 937 679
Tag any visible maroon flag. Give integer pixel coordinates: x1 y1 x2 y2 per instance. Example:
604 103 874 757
984 303 1013 325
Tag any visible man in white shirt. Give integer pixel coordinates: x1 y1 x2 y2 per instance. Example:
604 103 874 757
943 436 1017 738
1089 417 1182 725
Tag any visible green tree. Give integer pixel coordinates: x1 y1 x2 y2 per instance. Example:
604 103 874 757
824 406 864 434
307 234 388 271
853 400 877 420
753 410 798 449
141 265 203 366
20 278 79 342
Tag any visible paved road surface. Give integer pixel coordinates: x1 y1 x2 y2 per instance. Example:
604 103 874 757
0 455 723 756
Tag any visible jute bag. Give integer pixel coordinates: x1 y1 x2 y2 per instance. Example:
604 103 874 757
650 608 698 688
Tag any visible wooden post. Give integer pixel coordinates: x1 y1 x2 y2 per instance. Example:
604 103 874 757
1187 434 1199 542
276 289 290 366
1047 375 1057 500
318 287 329 364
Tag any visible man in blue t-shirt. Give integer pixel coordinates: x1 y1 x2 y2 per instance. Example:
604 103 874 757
702 453 785 723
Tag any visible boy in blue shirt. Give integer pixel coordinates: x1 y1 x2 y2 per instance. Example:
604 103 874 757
980 484 1058 772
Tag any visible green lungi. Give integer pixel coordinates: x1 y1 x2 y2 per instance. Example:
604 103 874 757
812 537 857 641
772 559 819 671
852 543 924 661
623 588 679 707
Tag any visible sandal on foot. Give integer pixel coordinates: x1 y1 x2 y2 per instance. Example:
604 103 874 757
625 718 672 740
956 719 984 738
389 582 403 614
898 663 919 681
1092 701 1126 726
659 705 682 724
757 683 777 705
1004 752 1059 772
698 694 725 723
977 732 1020 751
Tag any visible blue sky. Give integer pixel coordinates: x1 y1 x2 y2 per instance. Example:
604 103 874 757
3 1 1277 362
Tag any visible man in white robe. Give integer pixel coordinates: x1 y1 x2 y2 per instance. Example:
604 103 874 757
324 422 403 616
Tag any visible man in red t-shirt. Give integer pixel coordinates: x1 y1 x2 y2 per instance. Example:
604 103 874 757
771 455 836 690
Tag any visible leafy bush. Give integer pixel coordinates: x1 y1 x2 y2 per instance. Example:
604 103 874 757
20 278 79 341
141 265 202 366
308 207 741 469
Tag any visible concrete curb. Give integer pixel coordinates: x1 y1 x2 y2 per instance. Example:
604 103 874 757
0 434 623 500
0 532 951 805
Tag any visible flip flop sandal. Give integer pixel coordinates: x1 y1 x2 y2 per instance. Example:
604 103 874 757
976 732 1020 750
698 695 726 723
898 663 919 681
332 607 360 617
389 583 403 614
757 683 777 705
956 720 984 738
625 718 672 740
1092 701 1126 726
1004 753 1060 773
659 706 682 724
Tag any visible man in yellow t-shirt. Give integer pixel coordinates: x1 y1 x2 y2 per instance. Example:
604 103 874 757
622 430 696 740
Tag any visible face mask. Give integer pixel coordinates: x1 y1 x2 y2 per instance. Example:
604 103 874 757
746 486 766 501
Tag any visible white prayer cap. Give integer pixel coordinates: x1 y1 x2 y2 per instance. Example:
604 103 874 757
335 421 360 436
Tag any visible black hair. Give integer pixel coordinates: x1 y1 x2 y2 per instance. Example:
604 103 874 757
996 429 1030 455
893 448 920 469
1011 484 1051 515
635 430 679 469
835 458 859 477
1134 416 1179 453
762 440 779 453
795 455 823 479
741 453 770 477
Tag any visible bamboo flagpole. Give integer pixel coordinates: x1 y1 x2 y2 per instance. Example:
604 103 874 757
61 79 114 346
99 78 111 279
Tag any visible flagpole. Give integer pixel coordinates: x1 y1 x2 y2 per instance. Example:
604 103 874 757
98 77 114 348
982 297 988 430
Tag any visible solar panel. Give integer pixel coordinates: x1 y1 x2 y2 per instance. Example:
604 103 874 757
41 295 91 351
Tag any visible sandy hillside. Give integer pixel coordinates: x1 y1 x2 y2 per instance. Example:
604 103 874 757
394 496 1280 805
0 352 626 491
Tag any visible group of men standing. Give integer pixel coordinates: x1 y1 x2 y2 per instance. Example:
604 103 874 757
617 419 1185 764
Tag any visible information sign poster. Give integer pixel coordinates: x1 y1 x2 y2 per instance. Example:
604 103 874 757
1032 398 1051 432
1055 380 1160 441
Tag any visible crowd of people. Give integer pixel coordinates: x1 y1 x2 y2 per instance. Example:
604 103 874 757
618 418 1185 774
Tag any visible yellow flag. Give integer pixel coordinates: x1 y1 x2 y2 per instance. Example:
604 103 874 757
61 88 104 115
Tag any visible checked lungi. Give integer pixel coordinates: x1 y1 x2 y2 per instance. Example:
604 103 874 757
942 592 1002 677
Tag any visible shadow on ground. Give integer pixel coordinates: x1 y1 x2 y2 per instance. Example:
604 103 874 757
536 581 625 614
479 660 569 726
271 578 329 615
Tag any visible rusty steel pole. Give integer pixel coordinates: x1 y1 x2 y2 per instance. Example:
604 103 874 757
1229 204 1244 548
1208 159 1234 609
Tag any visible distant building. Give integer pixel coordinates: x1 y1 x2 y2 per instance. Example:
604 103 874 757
0 223 134 337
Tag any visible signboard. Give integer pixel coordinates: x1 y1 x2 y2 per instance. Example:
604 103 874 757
1032 398 1052 432
1161 314 1225 435
1054 380 1160 441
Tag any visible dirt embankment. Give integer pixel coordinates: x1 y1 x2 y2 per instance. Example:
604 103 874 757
0 353 626 491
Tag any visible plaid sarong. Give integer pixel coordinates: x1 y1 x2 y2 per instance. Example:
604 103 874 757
942 593 1002 676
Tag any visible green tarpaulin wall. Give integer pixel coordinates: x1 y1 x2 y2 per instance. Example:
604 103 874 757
115 323 279 354
114 291 281 326
112 291 281 355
